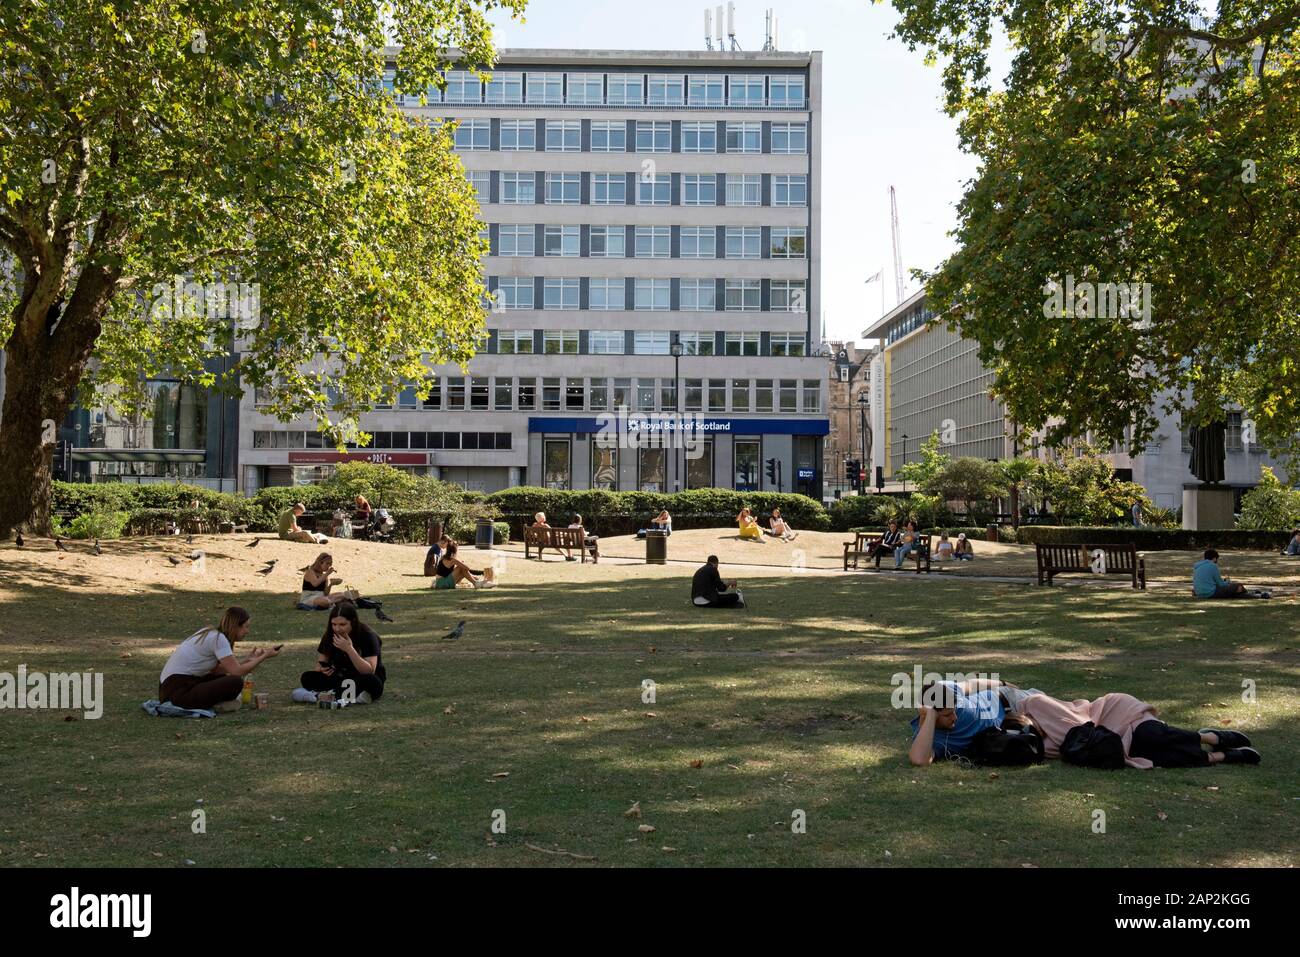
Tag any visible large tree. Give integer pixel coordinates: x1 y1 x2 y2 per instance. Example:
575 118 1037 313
888 1 1300 464
0 0 525 535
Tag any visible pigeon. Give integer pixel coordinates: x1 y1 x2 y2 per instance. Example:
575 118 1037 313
93 539 102 556
263 559 278 570
190 550 204 562
14 531 22 548
440 620 466 642
167 556 183 566
246 538 260 548
376 608 395 623
55 537 68 552
185 534 193 545
256 562 275 577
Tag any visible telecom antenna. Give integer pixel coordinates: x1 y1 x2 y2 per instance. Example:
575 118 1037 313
890 186 905 305
705 8 713 49
715 5 724 47
727 2 740 51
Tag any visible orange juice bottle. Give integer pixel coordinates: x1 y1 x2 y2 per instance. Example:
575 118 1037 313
242 678 254 706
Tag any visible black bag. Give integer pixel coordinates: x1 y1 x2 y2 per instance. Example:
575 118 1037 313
969 725 1046 766
1061 721 1125 769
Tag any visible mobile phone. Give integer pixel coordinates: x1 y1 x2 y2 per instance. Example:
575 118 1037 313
273 644 284 651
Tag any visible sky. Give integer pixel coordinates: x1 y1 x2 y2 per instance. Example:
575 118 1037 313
485 0 997 346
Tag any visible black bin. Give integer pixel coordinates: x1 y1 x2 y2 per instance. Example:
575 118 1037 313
475 518 495 549
645 530 668 564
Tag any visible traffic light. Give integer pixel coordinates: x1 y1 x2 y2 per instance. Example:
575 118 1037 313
765 457 777 485
52 440 72 481
875 466 885 491
844 459 858 484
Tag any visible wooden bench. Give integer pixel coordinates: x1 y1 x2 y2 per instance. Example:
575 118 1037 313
1035 542 1146 589
524 526 598 563
843 532 931 573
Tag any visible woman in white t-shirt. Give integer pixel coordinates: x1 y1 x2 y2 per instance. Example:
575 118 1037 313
158 607 279 712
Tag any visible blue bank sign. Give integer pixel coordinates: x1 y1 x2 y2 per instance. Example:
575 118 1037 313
529 416 829 437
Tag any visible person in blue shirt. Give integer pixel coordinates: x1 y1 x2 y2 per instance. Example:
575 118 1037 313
908 679 1009 765
1191 549 1249 599
1284 530 1300 557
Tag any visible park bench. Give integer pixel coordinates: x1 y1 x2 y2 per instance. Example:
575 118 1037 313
843 531 931 573
524 526 598 563
1035 542 1146 589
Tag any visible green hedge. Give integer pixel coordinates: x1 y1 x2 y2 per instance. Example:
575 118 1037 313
847 525 1018 543
827 494 898 531
1015 526 1291 551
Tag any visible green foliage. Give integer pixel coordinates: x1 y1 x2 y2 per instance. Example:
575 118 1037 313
897 432 951 490
65 511 129 540
1017 525 1291 551
1238 466 1300 530
827 494 898 531
1022 448 1152 525
926 457 1006 521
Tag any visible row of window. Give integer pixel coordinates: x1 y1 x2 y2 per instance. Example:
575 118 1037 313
547 438 785 493
490 278 806 312
389 70 807 109
491 225 806 259
465 171 808 207
493 330 808 356
252 431 513 451
453 119 807 154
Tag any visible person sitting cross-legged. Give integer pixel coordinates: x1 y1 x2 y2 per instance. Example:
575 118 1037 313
691 555 745 608
158 607 279 713
278 502 327 544
1192 548 1268 599
953 532 975 561
292 602 386 705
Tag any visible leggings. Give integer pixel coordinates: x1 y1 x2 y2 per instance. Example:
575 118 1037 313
300 670 385 701
1129 719 1209 768
159 673 244 710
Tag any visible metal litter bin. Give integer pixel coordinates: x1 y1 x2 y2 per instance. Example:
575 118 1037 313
475 517 495 549
645 529 668 564
986 523 999 543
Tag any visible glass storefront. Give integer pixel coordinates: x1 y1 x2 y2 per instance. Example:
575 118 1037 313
639 448 666 492
687 438 713 489
734 440 760 491
544 439 571 489
592 441 618 490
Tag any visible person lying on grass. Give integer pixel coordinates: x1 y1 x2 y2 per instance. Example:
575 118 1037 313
292 602 385 705
158 607 280 712
432 541 496 589
908 678 1260 769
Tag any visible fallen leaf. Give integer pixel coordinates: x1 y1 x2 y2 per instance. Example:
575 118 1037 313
443 705 455 715
661 846 678 853
637 824 656 833
119 652 131 659
579 716 592 723
492 771 510 778
988 772 999 780
689 759 703 769
623 802 642 819
302 836 313 842
1156 811 1169 821
643 712 657 718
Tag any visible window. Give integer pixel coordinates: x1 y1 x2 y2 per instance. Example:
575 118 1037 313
517 377 536 410
471 377 490 410
545 120 580 152
682 122 717 153
771 280 807 312
639 448 666 492
647 74 684 105
543 330 579 354
592 173 627 205
725 227 761 259
527 72 563 104
500 119 536 151
590 329 625 353
544 278 579 310
770 333 806 356
546 173 580 204
499 224 534 257
731 378 750 412
635 121 672 153
634 279 671 311
735 440 760 491
443 70 482 104
397 384 419 409
803 379 821 412
660 377 676 409
592 441 618 489
726 174 761 206
635 226 670 258
687 439 713 490
755 379 773 412
590 378 609 410
769 75 805 107
638 378 657 409
447 376 466 409
497 330 533 354
589 278 626 311
566 378 585 410
422 380 442 408
729 75 765 106
500 172 536 204
771 227 806 259
484 71 523 104
725 279 761 311
635 330 670 354
589 225 626 256
495 378 513 409
779 379 798 412
684 378 703 412
607 73 644 105
543 225 579 257
772 122 807 154
707 378 726 412
774 175 807 206
637 175 671 205
466 171 490 198
1226 412 1243 450
567 73 603 104
688 75 724 106
591 121 626 152
542 377 561 410
724 331 760 356
453 119 490 150
680 279 716 311
544 439 570 489
495 277 533 310
726 121 761 152
680 226 716 259
680 331 715 355
612 378 631 409
683 174 716 207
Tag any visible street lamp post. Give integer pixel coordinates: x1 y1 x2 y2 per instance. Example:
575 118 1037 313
670 341 684 492
901 433 908 493
857 392 870 494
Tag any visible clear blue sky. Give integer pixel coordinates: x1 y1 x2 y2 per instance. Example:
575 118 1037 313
486 0 994 345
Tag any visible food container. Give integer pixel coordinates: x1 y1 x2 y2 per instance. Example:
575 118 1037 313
317 691 336 709
253 692 270 710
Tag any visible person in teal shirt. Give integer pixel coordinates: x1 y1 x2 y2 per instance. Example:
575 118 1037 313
1191 549 1248 599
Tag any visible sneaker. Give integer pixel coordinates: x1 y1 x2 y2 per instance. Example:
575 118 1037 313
1221 747 1261 766
356 691 373 705
565 556 577 562
291 687 318 704
1200 728 1252 749
480 580 498 589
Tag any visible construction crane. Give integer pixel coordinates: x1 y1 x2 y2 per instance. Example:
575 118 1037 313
890 185 905 305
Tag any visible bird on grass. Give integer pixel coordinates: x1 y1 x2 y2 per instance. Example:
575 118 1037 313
93 539 103 556
14 531 23 548
55 537 68 552
256 560 276 577
376 608 395 623
167 556 183 566
440 620 466 641
185 534 193 545
245 537 260 549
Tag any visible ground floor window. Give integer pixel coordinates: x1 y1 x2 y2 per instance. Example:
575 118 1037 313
592 441 618 490
687 439 713 489
735 439 760 491
544 439 571 490
639 447 666 492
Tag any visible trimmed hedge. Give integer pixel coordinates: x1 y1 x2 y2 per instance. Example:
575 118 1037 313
847 525 1018 543
1015 526 1292 551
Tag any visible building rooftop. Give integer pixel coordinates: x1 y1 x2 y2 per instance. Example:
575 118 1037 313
385 46 817 67
861 288 926 340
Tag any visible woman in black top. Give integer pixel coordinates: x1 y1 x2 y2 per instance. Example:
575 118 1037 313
297 602 386 703
297 552 386 614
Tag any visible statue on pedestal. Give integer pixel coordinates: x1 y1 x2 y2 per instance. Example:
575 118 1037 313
1188 420 1227 485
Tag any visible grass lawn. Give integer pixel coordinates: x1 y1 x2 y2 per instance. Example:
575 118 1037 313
1 530 1297 867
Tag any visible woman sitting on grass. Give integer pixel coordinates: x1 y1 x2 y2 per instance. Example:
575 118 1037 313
953 533 975 561
935 532 954 560
736 507 763 541
158 607 279 712
292 602 385 705
298 552 387 615
1284 529 1300 557
765 507 797 542
432 541 497 590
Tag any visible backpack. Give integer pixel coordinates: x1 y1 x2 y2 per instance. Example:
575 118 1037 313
969 724 1046 766
1061 721 1125 769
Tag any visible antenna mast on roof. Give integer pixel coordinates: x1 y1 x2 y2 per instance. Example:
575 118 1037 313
763 9 779 51
727 2 740 50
